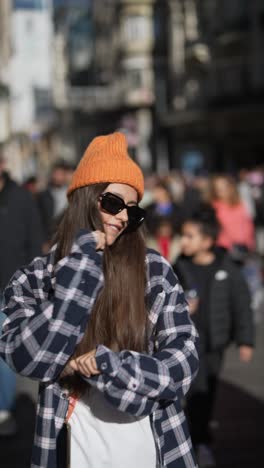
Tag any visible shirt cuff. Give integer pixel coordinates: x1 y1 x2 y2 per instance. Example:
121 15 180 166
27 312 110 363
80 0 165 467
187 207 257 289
95 344 120 376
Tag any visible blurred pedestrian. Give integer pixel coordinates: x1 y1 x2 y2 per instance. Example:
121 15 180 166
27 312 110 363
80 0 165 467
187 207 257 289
140 173 157 208
146 217 181 264
145 180 183 236
209 174 255 259
248 167 264 256
180 171 209 219
0 133 199 467
64 162 76 186
23 175 40 197
173 203 254 467
238 169 256 220
0 153 42 436
37 160 69 253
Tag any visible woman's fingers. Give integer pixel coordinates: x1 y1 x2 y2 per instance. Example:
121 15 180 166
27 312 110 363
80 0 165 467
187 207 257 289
60 363 75 378
76 358 92 378
94 231 106 251
69 350 100 377
69 359 79 371
69 358 91 377
78 354 100 375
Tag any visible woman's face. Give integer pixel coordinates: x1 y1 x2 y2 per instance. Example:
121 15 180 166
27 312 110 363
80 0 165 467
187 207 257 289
99 183 138 246
213 177 232 202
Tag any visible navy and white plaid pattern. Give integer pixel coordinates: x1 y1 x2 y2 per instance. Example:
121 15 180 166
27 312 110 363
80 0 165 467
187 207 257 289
0 230 199 467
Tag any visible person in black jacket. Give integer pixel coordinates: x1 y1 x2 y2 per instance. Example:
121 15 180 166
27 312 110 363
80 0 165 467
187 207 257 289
173 203 254 467
37 161 71 253
0 154 43 436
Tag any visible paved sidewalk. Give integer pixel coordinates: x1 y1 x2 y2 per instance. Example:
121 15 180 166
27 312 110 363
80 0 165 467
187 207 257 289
213 316 264 468
213 380 264 467
0 394 35 468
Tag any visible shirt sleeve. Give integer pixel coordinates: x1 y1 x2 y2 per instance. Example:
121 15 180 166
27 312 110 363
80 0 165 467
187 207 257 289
87 263 199 416
0 230 104 382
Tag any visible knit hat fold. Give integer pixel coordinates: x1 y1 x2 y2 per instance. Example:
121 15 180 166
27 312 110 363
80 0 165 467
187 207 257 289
68 132 144 200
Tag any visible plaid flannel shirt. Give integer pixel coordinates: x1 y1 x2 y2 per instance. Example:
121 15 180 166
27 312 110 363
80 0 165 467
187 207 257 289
0 230 199 468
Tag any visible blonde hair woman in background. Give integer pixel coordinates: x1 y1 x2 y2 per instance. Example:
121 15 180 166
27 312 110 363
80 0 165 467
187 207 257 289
209 174 255 254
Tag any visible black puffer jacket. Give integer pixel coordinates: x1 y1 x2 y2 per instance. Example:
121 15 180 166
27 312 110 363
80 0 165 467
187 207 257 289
174 251 255 351
0 173 43 290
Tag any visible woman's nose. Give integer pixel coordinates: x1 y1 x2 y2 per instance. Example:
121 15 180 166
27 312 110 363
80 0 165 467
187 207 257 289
116 208 129 223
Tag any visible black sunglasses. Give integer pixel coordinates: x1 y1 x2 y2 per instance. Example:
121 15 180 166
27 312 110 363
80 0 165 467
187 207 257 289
99 192 146 229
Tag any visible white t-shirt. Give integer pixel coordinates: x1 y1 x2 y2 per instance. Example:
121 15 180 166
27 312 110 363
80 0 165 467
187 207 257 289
68 387 157 467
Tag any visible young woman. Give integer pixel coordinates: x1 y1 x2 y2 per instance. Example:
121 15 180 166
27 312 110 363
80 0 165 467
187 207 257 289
209 174 255 253
0 132 199 468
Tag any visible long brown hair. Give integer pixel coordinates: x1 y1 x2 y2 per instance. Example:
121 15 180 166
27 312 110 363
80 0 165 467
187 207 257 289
54 183 148 395
209 174 241 206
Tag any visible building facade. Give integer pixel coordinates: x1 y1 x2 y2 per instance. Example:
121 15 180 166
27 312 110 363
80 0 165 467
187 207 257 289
156 0 264 172
0 0 12 144
52 0 156 169
10 0 54 134
52 0 264 173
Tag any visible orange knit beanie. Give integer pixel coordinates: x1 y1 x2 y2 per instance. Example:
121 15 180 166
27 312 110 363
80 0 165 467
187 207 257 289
67 132 144 200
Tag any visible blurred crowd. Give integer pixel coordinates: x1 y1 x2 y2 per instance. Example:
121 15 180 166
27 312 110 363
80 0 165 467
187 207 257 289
141 167 261 466
142 168 264 261
1 155 263 309
1 153 263 326
15 160 264 265
142 168 264 313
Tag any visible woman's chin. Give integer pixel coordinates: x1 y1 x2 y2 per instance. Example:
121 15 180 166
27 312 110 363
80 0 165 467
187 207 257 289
105 232 119 246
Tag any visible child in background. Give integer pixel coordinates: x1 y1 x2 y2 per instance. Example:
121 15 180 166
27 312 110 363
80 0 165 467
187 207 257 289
173 203 254 468
146 217 181 264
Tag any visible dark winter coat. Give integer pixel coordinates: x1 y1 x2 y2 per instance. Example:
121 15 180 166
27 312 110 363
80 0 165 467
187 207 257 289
0 173 43 290
37 188 54 242
174 252 255 351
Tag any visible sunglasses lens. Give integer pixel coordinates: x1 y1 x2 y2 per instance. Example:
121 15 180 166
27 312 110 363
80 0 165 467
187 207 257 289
100 192 146 229
127 206 146 227
100 193 124 215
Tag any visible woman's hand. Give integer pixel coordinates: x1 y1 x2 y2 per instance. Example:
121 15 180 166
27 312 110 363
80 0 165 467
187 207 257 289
239 345 254 363
93 230 106 251
69 349 101 378
59 362 75 379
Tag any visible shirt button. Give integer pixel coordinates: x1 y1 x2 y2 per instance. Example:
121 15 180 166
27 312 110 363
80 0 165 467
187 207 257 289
132 383 138 390
61 391 69 399
101 362 108 371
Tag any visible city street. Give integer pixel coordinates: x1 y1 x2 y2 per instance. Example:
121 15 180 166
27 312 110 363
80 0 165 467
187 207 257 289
214 314 264 468
0 317 263 468
1 1 264 468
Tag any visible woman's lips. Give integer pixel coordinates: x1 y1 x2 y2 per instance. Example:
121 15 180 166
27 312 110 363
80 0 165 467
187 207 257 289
106 223 122 232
